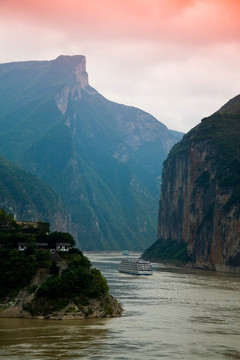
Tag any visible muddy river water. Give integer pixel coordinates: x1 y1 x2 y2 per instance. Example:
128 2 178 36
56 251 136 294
0 252 239 359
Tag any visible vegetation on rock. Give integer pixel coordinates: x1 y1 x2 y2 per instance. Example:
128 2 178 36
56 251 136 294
0 210 121 318
24 253 109 316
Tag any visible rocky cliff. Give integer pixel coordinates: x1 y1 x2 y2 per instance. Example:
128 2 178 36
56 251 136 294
145 95 240 272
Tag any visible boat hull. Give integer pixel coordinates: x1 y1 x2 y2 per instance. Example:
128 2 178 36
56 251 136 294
118 269 153 275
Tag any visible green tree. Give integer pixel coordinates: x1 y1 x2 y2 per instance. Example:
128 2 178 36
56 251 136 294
0 248 38 299
68 254 91 269
35 250 51 268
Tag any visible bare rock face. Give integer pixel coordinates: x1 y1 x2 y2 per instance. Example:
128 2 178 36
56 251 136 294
55 56 89 114
157 95 240 272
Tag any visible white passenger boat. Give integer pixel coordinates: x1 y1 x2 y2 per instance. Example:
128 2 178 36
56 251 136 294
118 258 153 275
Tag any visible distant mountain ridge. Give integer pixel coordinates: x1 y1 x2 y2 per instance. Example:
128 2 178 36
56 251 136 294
144 95 240 271
0 55 182 250
0 154 72 232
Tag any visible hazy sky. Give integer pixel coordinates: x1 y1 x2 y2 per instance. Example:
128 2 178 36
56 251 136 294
1 0 240 132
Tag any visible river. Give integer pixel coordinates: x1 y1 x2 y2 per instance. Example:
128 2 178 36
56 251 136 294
0 252 240 359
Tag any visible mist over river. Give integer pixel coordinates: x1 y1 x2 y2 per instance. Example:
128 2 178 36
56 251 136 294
0 252 240 359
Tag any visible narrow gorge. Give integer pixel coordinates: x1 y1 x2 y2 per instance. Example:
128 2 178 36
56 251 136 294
144 95 240 272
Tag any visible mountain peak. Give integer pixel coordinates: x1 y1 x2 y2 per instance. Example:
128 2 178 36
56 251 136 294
217 94 240 115
53 55 89 89
54 55 86 69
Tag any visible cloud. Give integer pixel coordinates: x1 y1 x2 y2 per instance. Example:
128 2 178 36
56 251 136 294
1 0 240 132
1 0 240 43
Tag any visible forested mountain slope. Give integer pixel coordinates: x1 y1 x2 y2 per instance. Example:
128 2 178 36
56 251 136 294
0 155 72 233
0 55 182 250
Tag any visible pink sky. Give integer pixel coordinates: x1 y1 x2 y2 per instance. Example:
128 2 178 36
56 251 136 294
1 0 240 132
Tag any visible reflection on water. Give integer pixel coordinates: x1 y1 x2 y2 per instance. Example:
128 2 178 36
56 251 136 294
0 253 240 359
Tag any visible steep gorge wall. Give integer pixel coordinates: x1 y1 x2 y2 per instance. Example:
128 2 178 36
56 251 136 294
157 101 240 271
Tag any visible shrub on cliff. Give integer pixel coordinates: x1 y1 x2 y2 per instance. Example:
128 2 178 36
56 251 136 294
25 253 109 316
0 248 38 299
